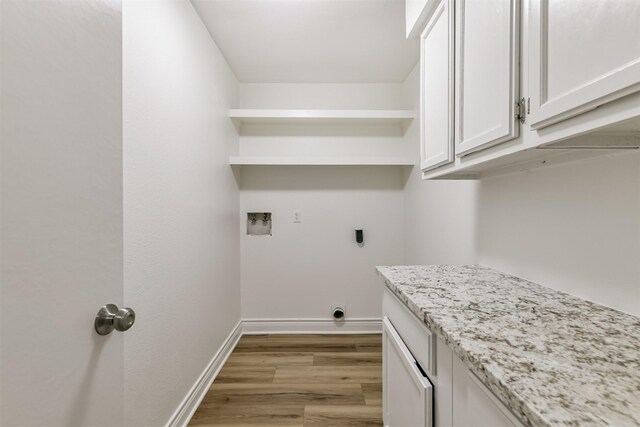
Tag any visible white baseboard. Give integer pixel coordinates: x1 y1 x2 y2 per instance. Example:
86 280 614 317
241 318 382 334
166 320 242 427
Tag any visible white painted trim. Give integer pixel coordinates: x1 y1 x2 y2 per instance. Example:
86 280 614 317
166 320 242 427
241 318 382 335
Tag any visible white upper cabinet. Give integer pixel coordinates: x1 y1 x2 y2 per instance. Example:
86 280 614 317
528 0 640 129
420 0 455 171
455 0 520 156
410 0 640 178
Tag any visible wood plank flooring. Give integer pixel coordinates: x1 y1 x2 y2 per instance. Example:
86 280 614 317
189 334 383 427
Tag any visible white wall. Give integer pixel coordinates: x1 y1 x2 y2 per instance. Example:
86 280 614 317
240 166 404 321
123 1 240 425
240 83 408 109
477 151 640 316
238 83 406 323
1 1 124 425
401 65 478 265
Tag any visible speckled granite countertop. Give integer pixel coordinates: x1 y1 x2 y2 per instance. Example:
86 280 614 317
376 265 640 427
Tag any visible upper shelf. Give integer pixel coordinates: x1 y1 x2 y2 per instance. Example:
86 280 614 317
229 156 415 167
229 109 415 130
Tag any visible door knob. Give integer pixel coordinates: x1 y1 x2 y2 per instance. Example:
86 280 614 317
95 304 136 335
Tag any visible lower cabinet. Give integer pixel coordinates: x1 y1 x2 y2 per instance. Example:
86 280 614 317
383 318 433 427
452 355 524 427
383 288 524 427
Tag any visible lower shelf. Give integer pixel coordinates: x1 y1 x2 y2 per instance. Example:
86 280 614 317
229 156 414 166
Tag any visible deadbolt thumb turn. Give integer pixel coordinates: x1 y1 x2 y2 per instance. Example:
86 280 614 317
95 304 136 335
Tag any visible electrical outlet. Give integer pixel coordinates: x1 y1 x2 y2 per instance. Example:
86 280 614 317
293 209 301 223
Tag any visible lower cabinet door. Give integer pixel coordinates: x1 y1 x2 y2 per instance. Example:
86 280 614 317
383 317 433 427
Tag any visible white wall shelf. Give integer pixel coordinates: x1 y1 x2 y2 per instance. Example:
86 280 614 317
229 156 414 166
229 109 414 129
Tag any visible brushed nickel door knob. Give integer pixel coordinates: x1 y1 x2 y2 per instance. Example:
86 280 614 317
95 304 136 335
114 307 135 332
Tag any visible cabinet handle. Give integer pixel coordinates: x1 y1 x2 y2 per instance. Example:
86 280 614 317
515 97 526 124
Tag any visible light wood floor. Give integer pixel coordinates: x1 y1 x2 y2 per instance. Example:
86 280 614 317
189 334 383 427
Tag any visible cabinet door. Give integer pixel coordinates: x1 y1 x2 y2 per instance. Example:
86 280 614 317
383 318 433 427
455 0 520 156
528 0 640 129
420 0 455 171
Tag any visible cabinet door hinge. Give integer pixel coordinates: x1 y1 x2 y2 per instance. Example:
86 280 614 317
515 97 526 124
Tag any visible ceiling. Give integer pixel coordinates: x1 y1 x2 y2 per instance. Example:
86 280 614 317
191 0 419 83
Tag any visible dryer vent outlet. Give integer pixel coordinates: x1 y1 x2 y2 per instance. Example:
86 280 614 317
331 306 346 321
